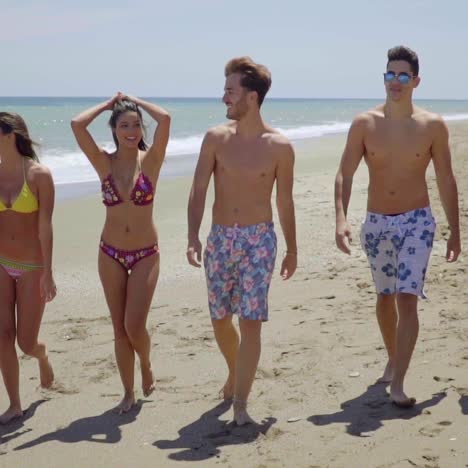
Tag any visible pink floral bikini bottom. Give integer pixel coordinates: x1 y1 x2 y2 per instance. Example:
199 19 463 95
100 239 159 273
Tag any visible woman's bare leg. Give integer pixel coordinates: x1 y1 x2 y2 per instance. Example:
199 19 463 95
124 254 159 397
98 251 134 413
16 269 53 390
0 267 22 424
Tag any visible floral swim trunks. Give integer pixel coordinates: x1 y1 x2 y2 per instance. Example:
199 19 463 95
360 206 436 298
204 222 277 321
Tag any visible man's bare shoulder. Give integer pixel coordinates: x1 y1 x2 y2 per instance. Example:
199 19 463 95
263 130 294 155
356 106 384 124
347 108 382 134
204 123 236 142
413 107 447 127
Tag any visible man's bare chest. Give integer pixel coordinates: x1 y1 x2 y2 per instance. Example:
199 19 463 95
364 124 433 166
216 144 277 178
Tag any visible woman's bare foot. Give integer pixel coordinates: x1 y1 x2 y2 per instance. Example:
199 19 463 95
113 392 135 414
39 356 54 388
390 384 416 408
141 363 155 397
376 361 394 384
219 375 235 401
233 398 256 426
0 405 23 425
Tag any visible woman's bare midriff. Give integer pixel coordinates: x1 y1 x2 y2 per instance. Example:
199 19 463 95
101 204 158 248
0 212 42 262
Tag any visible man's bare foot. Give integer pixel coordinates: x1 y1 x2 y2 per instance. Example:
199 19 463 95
0 406 23 425
390 386 416 408
113 392 135 414
39 356 54 388
219 375 235 401
233 398 256 426
376 361 394 384
141 363 155 397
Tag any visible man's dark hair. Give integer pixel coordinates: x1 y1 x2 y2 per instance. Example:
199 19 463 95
387 45 419 76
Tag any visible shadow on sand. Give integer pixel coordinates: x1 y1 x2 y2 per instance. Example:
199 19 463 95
154 400 277 461
0 400 49 447
308 383 447 436
459 394 468 415
14 400 146 450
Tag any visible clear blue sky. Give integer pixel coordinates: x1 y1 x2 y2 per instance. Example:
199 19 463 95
2 0 468 99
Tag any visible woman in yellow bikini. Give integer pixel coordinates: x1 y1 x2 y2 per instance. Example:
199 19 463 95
71 93 170 413
0 112 56 424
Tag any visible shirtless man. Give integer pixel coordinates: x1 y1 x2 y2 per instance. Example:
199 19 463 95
187 57 297 425
335 46 461 407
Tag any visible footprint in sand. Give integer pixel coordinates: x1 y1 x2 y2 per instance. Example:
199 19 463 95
256 367 275 379
418 420 452 437
154 376 177 390
156 376 176 384
326 381 345 396
43 382 80 395
82 357 111 367
83 355 116 383
89 372 113 384
61 325 90 341
433 376 454 383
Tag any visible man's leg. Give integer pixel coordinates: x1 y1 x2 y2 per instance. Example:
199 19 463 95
211 315 239 400
359 213 400 383
233 318 262 425
390 293 418 406
376 293 397 383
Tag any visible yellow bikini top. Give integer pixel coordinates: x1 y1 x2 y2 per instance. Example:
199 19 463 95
0 160 39 213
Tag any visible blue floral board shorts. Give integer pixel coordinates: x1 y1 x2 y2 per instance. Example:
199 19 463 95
360 206 436 298
204 222 277 321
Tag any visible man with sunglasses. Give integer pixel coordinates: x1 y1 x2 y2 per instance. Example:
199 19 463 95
334 45 460 408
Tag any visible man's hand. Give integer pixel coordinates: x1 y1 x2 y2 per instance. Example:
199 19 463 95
336 220 353 255
187 238 203 268
446 233 461 262
280 252 297 280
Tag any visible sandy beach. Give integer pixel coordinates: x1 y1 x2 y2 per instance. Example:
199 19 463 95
0 122 467 468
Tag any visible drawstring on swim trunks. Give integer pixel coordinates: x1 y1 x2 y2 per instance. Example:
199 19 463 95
227 223 240 255
386 216 406 238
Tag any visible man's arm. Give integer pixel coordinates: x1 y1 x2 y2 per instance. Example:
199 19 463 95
334 115 366 254
186 129 217 267
275 138 297 280
431 117 461 262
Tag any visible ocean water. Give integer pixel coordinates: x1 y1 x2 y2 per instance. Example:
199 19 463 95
1 97 467 185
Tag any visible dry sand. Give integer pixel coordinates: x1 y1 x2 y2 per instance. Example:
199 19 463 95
0 122 467 468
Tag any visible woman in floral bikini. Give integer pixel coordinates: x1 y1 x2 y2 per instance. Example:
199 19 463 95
71 94 170 413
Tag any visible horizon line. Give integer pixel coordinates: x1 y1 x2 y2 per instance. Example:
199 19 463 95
1 96 468 101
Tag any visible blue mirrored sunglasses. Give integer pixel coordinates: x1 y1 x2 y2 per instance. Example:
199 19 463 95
383 71 413 84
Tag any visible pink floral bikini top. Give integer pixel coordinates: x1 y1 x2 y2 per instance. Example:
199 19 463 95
101 155 154 207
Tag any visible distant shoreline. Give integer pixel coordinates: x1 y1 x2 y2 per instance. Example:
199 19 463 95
2 96 468 102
